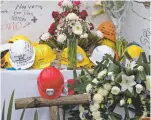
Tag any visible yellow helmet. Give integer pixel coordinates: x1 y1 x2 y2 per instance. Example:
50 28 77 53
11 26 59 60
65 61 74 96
60 46 90 67
32 44 56 69
32 42 39 47
3 52 12 68
125 45 144 58
8 35 31 43
98 38 115 49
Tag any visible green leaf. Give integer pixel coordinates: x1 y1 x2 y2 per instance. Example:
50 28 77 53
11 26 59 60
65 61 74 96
110 112 122 120
33 111 38 120
114 71 123 83
108 63 120 74
1 101 5 120
7 90 15 120
20 105 27 120
74 83 88 93
142 52 148 63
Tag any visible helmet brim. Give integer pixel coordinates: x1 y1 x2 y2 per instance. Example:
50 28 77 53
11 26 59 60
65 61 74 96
9 48 36 70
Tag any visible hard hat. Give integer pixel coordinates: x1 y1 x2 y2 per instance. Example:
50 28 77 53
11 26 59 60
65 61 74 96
9 40 35 70
8 35 31 43
98 21 116 42
3 52 12 68
32 44 56 69
90 45 115 65
60 46 90 67
125 45 144 58
37 67 64 99
98 38 115 50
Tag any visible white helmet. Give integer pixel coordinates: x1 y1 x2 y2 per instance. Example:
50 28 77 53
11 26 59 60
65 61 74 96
89 45 115 65
9 40 35 70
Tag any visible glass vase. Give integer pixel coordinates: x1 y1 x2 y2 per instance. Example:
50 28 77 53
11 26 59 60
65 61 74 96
67 36 77 69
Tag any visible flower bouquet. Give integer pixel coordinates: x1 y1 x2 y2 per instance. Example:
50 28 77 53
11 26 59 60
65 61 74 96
39 0 100 69
69 51 150 120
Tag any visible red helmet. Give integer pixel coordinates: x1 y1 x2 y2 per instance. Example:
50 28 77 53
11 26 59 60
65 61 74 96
37 67 64 99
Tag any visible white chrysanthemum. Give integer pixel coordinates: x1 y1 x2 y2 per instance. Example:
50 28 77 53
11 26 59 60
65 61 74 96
92 78 99 84
80 33 88 38
97 88 108 97
62 0 73 8
92 111 101 119
40 32 50 41
103 83 112 91
90 103 100 112
137 66 144 71
93 94 104 103
66 13 79 21
108 72 113 76
86 84 93 93
72 22 83 35
57 34 66 43
111 86 121 95
97 69 107 78
96 30 103 39
79 105 84 112
135 84 143 94
120 99 125 106
145 75 151 91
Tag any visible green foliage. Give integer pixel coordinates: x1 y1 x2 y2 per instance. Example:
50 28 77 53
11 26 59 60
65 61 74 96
33 111 38 120
1 101 5 120
6 90 14 120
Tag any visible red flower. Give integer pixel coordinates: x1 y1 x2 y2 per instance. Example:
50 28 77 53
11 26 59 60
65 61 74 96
61 10 70 17
58 0 63 7
90 23 94 30
67 79 75 95
73 0 81 6
79 10 88 20
48 22 57 35
52 11 59 19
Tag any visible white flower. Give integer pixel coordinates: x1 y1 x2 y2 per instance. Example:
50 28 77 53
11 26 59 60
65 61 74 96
93 94 104 103
62 0 73 8
120 99 125 106
103 83 112 91
90 103 100 112
135 84 143 94
107 72 115 81
66 13 79 21
92 78 99 84
137 66 144 71
96 30 103 39
79 112 85 120
72 22 83 35
111 86 121 95
79 105 84 112
86 84 93 93
120 75 136 93
40 32 50 41
145 75 151 91
80 33 88 38
108 72 113 76
57 34 67 43
125 59 137 70
92 111 101 119
97 88 108 97
97 69 107 78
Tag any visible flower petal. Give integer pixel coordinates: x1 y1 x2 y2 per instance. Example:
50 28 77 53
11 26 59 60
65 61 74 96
128 87 133 93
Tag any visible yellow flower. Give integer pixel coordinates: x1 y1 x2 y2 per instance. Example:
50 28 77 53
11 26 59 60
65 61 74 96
127 98 132 104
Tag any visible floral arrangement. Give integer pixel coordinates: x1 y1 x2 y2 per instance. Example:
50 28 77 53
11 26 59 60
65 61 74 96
71 51 150 120
39 0 98 50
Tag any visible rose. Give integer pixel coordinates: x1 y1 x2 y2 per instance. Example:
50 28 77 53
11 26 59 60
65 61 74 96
61 10 70 17
48 22 57 35
58 0 63 7
73 0 81 6
52 11 59 19
90 23 94 30
67 79 75 95
79 10 88 20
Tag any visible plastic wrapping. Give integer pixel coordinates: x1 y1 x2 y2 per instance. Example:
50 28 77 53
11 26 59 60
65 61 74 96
103 1 129 40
